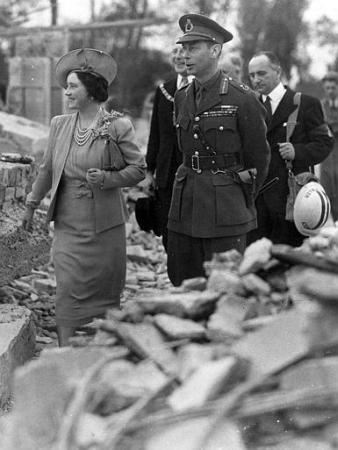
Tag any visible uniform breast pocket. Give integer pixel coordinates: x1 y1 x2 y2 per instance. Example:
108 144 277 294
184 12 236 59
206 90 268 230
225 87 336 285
212 174 251 226
203 116 238 151
176 115 190 152
169 168 187 222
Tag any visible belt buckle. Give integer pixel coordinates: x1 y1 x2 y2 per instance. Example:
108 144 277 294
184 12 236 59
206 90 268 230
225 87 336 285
191 152 202 173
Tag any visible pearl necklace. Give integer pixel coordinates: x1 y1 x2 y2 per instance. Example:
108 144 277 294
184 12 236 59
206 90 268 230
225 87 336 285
74 109 101 146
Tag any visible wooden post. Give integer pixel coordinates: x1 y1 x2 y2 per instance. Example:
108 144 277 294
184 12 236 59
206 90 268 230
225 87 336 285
44 57 52 125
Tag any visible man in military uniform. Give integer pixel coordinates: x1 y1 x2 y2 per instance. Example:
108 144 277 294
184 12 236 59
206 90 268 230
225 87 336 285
167 14 270 287
247 51 333 246
144 45 193 250
320 71 338 221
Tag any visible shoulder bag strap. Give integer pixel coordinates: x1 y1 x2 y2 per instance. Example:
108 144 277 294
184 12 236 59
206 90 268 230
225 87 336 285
285 92 301 172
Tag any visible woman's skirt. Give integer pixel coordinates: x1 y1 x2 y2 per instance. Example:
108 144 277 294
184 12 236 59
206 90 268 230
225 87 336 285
52 179 126 327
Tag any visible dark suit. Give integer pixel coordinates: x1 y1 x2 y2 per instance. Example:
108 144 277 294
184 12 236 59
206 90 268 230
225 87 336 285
248 87 334 246
320 97 338 220
146 78 183 249
167 71 270 285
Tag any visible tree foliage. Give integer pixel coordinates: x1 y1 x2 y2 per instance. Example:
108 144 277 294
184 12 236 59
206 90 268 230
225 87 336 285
237 0 309 80
0 0 43 27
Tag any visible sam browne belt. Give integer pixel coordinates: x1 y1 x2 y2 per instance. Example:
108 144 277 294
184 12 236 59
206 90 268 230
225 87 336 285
183 152 241 172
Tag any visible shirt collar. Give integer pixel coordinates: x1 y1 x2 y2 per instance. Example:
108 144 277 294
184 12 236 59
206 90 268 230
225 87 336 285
177 74 194 89
195 70 221 92
262 82 286 103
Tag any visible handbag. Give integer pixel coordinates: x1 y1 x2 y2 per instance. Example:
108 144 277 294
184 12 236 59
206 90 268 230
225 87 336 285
135 191 163 236
285 93 320 221
102 122 126 171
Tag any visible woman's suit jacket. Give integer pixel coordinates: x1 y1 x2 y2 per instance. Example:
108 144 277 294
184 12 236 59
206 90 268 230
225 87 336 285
27 109 146 233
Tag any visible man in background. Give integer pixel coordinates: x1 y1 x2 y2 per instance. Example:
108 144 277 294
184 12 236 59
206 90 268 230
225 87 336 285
320 71 338 222
144 45 193 250
220 53 243 82
248 51 333 246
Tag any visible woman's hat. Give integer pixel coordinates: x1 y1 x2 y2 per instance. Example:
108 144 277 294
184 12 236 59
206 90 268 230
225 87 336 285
55 48 117 88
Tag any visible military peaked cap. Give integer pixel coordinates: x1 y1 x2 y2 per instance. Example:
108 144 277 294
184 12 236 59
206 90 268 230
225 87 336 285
55 48 117 88
176 13 233 45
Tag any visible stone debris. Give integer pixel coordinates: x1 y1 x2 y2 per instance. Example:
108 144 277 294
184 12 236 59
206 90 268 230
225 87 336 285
3 215 338 449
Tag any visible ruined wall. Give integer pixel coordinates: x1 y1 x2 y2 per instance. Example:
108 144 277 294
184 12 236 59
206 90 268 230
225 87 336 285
0 158 51 287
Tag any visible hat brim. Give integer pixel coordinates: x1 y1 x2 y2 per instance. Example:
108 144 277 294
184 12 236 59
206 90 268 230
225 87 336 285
176 34 218 44
55 48 117 89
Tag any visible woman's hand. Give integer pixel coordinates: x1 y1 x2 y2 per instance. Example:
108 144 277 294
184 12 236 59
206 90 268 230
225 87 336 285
22 206 35 232
86 168 104 186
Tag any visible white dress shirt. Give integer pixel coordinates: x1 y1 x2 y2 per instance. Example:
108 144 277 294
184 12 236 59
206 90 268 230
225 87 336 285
262 82 286 115
176 74 194 90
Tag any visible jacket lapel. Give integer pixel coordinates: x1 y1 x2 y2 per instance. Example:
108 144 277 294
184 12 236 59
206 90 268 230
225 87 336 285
52 113 77 193
268 88 297 132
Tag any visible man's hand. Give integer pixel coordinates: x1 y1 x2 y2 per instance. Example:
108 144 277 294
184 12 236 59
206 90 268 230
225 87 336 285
22 206 35 232
278 142 295 160
86 168 104 186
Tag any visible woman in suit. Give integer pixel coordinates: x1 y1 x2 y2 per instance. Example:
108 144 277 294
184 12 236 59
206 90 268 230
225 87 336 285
22 48 146 346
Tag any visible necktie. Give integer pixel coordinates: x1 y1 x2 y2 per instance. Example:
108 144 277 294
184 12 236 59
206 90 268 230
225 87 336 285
179 76 189 89
264 95 272 121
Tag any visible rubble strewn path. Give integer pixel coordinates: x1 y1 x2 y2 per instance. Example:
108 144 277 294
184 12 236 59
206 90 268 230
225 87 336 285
2 207 338 449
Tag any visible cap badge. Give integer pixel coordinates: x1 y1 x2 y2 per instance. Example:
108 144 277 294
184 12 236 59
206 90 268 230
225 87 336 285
185 18 193 32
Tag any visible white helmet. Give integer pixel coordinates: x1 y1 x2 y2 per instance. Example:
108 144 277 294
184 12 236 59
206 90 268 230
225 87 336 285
294 182 331 236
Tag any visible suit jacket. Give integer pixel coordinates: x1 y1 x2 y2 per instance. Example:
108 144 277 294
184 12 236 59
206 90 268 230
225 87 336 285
146 78 182 189
261 87 334 213
27 109 146 233
168 72 270 238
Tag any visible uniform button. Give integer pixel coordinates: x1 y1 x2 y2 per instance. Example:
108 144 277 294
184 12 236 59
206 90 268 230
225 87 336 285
195 116 200 121
219 126 224 131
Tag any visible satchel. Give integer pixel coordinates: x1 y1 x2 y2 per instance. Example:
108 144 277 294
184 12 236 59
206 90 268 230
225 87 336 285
285 170 319 221
102 121 126 171
284 93 320 221
135 191 163 237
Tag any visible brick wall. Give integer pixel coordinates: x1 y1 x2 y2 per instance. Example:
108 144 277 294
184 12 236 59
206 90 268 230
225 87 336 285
0 160 51 287
0 161 37 209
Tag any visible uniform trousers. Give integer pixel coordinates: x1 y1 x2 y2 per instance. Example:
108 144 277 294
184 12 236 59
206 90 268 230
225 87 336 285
167 230 246 287
247 195 304 247
157 187 174 252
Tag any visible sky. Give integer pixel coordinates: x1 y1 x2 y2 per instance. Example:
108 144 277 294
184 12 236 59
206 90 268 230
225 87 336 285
25 0 338 77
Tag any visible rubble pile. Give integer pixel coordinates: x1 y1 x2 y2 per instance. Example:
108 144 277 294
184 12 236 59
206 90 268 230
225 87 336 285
2 225 338 449
1 204 169 350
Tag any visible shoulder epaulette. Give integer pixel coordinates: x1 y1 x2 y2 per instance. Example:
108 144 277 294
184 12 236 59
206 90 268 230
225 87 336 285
228 77 251 93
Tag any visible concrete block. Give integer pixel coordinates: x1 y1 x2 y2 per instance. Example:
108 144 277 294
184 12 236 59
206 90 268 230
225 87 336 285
0 304 36 408
168 357 240 412
233 310 310 379
153 314 206 340
33 278 56 295
281 357 338 391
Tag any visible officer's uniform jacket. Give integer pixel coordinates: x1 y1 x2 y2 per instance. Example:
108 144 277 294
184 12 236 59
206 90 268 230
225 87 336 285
146 78 182 189
261 87 334 215
168 71 270 238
